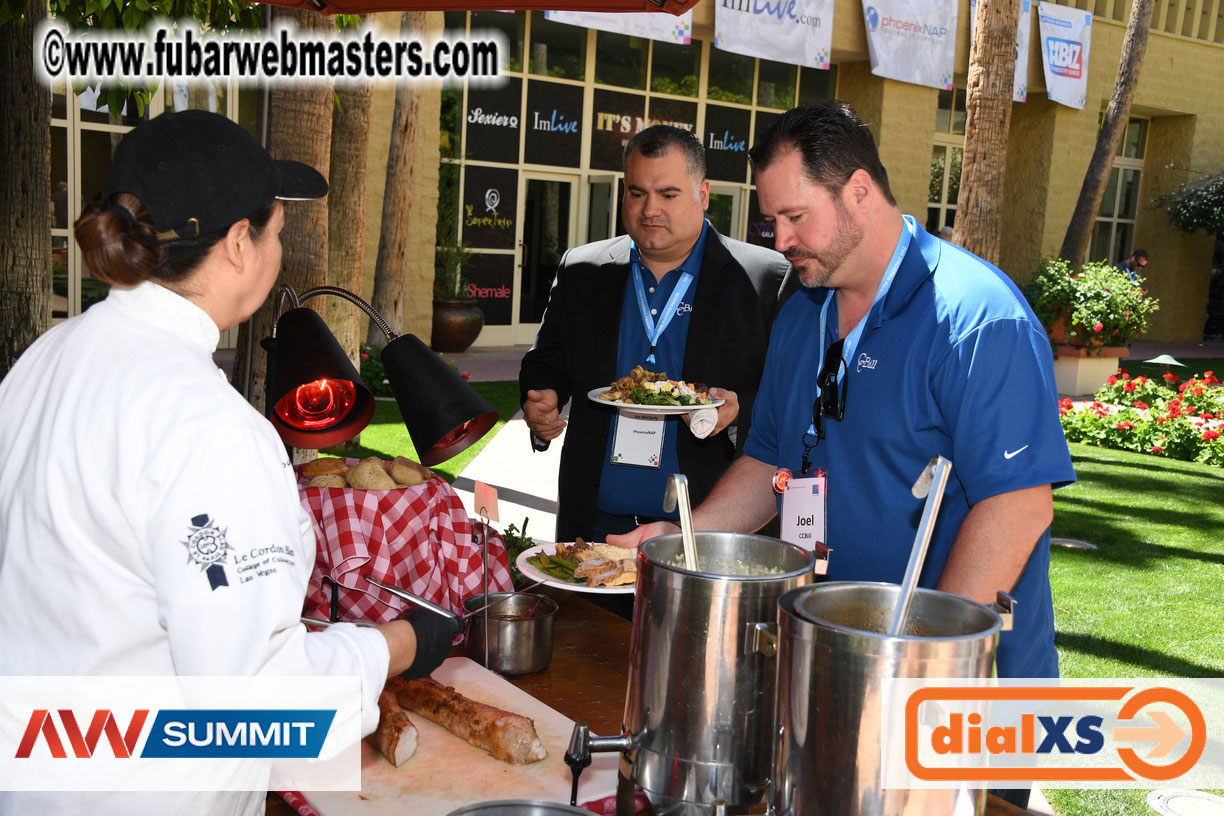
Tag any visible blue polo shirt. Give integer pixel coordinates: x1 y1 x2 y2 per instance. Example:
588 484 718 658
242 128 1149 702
596 221 709 519
744 217 1076 678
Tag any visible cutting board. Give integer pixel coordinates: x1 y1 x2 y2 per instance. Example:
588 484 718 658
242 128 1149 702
304 657 621 815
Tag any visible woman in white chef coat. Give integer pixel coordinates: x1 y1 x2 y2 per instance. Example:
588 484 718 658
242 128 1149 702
0 110 456 815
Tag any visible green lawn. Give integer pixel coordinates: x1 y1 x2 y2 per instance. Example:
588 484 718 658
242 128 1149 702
1043 442 1224 815
323 381 521 482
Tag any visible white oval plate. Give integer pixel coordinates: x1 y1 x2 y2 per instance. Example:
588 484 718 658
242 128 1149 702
586 387 724 415
516 543 636 595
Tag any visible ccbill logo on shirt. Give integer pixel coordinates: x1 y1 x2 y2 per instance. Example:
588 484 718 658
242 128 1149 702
857 352 878 373
677 301 693 315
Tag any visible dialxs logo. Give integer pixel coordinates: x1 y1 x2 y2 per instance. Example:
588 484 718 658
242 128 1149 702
14 708 335 760
901 685 1209 783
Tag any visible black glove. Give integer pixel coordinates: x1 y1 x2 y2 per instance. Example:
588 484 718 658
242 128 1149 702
400 609 466 680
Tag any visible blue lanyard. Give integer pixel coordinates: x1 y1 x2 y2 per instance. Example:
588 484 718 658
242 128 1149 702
630 244 694 366
807 216 915 436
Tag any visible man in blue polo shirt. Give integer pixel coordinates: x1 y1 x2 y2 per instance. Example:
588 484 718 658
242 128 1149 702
615 102 1075 682
520 126 794 544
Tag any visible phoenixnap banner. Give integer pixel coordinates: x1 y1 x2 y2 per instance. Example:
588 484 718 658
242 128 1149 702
880 678 1224 789
545 10 692 45
0 676 362 792
862 0 958 90
715 0 835 71
1037 0 1092 109
968 0 1032 102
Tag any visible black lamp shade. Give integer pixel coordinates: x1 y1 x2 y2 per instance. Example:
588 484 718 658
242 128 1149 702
268 307 376 449
381 334 499 466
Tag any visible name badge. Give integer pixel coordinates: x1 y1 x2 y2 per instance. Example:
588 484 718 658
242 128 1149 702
610 410 666 468
780 475 827 552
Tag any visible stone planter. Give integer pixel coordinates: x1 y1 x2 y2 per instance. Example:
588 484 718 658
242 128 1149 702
1052 343 1128 396
431 298 484 353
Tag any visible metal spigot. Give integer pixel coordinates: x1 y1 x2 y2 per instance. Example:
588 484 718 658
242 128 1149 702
564 721 636 807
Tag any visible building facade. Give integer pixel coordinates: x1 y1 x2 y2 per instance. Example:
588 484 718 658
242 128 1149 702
47 0 1224 347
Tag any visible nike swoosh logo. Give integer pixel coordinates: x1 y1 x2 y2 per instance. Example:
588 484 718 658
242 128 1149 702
1004 446 1030 459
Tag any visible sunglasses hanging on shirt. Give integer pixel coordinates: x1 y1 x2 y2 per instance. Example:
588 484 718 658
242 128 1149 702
799 338 848 476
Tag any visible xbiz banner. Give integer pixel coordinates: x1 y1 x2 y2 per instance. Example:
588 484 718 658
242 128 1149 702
715 0 835 71
1037 0 1092 109
862 0 957 90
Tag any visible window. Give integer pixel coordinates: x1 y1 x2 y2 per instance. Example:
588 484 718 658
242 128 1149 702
471 11 523 72
594 31 647 89
528 11 585 81
927 89 965 233
756 59 797 110
650 39 700 97
1089 117 1148 263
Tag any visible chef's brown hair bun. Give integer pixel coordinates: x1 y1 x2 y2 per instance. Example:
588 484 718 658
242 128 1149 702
74 192 275 287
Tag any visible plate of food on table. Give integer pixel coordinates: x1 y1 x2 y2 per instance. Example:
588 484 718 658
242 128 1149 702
516 538 638 594
587 365 724 415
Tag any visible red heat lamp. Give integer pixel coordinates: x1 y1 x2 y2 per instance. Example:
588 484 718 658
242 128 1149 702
265 286 498 464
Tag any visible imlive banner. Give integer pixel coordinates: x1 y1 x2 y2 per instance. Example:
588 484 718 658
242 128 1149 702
968 0 1032 102
715 0 835 71
545 10 692 44
1037 0 1092 109
862 0 958 90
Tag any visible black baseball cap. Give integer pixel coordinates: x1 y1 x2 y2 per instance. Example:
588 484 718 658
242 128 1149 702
103 110 327 243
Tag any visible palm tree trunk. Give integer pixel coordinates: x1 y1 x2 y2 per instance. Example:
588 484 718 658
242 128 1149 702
240 7 334 414
953 0 1021 265
329 76 374 365
366 12 426 349
1059 0 1157 263
1 5 52 377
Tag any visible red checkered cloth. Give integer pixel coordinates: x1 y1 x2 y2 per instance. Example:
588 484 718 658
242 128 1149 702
296 459 512 623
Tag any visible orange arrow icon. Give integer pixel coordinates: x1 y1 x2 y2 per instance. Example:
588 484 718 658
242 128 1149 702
1113 710 1186 759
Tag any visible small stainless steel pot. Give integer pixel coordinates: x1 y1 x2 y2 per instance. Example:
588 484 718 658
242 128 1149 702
446 799 592 816
463 592 558 676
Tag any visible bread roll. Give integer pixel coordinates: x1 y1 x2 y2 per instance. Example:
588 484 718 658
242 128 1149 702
308 474 348 488
391 456 431 486
301 457 348 478
345 458 397 490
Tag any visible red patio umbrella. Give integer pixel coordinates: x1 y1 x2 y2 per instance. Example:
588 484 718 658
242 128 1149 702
256 0 697 14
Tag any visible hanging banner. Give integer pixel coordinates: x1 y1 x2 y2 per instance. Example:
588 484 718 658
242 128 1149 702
1037 1 1092 109
968 0 1032 101
544 10 692 44
862 0 957 90
714 0 834 70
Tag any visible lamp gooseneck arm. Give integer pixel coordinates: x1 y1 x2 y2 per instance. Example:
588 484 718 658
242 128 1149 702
294 286 399 342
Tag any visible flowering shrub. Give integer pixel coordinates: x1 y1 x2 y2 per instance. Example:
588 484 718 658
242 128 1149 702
1024 258 1159 349
1059 369 1224 467
359 344 470 398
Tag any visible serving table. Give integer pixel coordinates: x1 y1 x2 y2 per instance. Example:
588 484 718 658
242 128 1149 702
269 592 1035 816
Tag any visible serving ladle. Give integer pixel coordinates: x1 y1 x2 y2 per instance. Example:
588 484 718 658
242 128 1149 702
888 455 954 637
663 473 699 571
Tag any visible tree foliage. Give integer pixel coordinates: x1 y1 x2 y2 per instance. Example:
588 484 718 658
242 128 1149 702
1161 173 1224 237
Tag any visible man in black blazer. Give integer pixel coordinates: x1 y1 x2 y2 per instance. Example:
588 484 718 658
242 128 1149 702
519 126 795 543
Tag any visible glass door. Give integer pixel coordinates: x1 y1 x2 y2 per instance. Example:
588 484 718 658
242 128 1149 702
514 173 578 344
707 184 743 241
